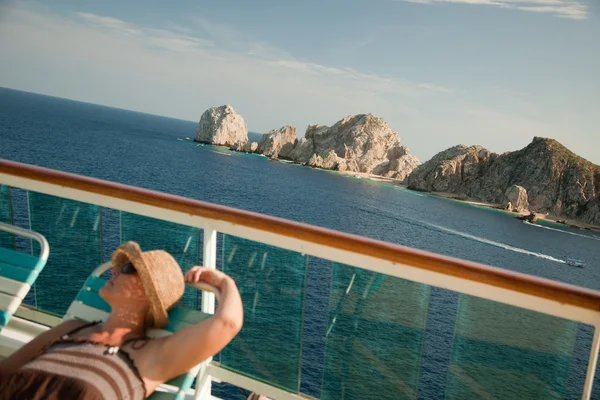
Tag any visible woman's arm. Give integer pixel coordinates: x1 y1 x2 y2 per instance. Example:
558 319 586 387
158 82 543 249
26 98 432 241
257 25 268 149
1 319 86 370
151 266 243 381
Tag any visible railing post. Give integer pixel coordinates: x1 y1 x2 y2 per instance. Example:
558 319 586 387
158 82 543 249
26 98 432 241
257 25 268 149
195 227 217 400
201 227 217 314
194 361 212 400
583 326 600 399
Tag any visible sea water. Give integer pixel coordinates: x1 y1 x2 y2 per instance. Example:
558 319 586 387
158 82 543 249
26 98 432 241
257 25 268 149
2 87 600 399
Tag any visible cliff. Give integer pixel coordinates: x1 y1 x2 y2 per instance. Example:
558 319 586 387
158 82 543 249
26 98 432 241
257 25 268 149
407 137 600 225
195 105 248 147
256 126 297 159
284 114 420 181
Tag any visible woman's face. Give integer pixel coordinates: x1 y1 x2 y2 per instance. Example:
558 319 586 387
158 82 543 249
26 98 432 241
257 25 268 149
99 263 149 308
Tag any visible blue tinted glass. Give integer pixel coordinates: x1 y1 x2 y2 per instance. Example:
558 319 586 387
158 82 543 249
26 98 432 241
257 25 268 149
0 185 14 249
220 234 307 392
322 264 431 400
28 191 102 314
446 295 581 399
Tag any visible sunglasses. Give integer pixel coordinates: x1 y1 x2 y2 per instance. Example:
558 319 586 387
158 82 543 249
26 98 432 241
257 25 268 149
121 262 137 275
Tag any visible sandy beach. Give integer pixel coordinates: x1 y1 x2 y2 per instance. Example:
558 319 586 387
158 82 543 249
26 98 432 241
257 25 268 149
334 169 600 232
426 191 600 232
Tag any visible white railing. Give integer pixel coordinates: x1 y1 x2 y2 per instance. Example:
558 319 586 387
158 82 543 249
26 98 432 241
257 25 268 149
2 159 600 400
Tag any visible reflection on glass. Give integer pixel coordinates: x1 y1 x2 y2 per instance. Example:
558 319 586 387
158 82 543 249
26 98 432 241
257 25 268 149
0 185 14 249
120 212 200 309
220 234 307 392
322 264 431 400
28 191 102 315
445 295 581 399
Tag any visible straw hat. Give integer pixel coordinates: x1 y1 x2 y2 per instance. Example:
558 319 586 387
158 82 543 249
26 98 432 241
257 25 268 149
111 241 185 328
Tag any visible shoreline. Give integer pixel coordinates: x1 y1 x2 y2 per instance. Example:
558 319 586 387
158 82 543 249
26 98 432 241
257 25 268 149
336 170 406 184
301 165 600 232
193 140 600 232
428 191 600 232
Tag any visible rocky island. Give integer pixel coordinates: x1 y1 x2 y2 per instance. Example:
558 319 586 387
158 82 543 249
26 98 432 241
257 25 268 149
256 125 297 159
282 114 420 182
407 137 600 226
195 105 248 147
193 105 599 227
195 106 421 182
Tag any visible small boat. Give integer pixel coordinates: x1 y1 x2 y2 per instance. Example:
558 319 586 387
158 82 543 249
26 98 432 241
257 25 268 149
566 258 584 267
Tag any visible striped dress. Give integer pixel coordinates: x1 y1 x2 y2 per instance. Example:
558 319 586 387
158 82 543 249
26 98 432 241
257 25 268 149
0 321 147 400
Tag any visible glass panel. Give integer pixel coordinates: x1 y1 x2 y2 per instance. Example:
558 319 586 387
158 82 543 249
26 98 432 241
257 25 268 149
299 257 333 398
0 185 14 248
445 295 581 399
28 191 102 315
220 234 307 392
120 212 200 309
322 264 431 400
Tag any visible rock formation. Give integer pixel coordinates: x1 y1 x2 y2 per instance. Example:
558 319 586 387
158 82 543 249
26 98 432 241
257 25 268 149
407 137 600 225
287 137 316 163
503 185 529 213
256 126 297 159
284 114 420 181
195 105 248 147
406 145 495 194
379 155 422 182
231 141 258 153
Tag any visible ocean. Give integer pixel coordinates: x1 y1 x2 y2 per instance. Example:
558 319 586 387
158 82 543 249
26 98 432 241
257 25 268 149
2 87 600 399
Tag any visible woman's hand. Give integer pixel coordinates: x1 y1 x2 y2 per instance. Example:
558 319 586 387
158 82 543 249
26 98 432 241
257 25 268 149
185 266 229 289
155 265 243 381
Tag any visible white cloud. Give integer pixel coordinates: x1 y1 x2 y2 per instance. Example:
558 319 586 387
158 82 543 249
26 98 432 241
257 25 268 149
516 4 588 19
70 10 453 96
397 0 589 19
1 1 597 163
266 60 453 96
76 12 141 35
0 3 439 125
74 12 217 57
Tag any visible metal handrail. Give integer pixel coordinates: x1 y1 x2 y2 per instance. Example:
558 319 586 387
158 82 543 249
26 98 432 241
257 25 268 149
1 158 599 311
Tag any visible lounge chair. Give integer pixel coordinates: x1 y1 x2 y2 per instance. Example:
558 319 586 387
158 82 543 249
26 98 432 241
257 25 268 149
0 221 49 330
0 221 49 358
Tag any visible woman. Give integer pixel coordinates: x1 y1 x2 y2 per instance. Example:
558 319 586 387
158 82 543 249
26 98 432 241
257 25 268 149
0 241 243 399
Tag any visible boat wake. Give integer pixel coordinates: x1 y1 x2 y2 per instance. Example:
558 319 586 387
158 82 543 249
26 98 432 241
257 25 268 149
523 221 600 241
207 150 232 156
361 204 572 265
426 222 567 264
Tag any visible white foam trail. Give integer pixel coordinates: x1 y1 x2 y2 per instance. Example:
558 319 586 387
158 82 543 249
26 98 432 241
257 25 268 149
523 221 600 241
208 150 231 156
401 189 424 197
361 204 580 265
427 222 567 264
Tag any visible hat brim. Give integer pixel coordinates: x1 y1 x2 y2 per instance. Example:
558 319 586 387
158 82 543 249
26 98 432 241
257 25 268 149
112 241 170 328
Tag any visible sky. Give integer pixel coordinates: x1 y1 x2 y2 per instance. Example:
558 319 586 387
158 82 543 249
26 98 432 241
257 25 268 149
0 0 598 163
